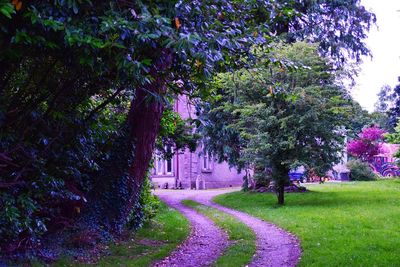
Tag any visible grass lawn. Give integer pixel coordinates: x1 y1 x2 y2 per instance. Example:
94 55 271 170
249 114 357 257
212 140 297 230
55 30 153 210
214 180 400 267
182 200 256 267
52 202 189 267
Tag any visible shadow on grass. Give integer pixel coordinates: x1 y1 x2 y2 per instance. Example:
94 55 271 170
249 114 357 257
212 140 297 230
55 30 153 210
228 188 400 209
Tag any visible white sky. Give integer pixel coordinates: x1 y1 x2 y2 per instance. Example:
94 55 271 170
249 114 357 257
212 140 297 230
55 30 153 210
351 0 400 112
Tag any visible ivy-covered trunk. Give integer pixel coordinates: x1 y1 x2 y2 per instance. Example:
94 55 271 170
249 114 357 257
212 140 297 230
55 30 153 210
123 49 173 226
124 88 164 221
83 50 173 233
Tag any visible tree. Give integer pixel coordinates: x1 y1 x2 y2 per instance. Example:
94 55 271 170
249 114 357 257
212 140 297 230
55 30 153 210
200 42 354 204
384 120 400 159
375 85 393 112
385 120 400 144
370 84 393 131
388 77 400 127
0 0 376 255
347 126 386 161
372 78 400 130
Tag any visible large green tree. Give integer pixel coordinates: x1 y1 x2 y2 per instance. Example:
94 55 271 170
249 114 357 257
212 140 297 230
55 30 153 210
200 42 358 204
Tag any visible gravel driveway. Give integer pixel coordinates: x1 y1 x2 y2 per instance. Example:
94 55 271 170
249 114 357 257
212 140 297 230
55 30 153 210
154 188 301 267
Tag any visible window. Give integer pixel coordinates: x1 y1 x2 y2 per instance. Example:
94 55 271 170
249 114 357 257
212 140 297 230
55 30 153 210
166 159 173 174
201 143 213 172
203 153 211 170
153 146 174 176
156 155 163 175
165 146 173 174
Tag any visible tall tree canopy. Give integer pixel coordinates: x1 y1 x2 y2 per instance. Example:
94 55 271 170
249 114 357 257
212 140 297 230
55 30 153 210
387 78 400 128
199 42 358 204
0 0 375 257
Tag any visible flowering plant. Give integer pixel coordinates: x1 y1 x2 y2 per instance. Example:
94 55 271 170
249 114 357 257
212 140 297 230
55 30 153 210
347 127 386 161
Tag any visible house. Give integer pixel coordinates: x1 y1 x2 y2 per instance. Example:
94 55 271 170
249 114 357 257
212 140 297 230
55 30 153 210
150 96 244 189
370 143 400 177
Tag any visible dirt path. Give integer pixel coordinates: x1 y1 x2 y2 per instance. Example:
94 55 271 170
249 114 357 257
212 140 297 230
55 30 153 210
154 192 229 267
155 188 302 267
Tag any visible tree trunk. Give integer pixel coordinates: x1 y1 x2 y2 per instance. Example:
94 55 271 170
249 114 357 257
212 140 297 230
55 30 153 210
123 49 173 224
277 183 285 205
82 49 174 233
273 163 289 205
123 86 164 220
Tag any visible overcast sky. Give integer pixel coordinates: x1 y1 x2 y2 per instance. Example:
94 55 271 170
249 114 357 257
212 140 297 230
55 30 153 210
351 0 400 112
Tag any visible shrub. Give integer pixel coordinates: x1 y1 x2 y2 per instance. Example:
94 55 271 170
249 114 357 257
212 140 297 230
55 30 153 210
347 160 377 181
127 173 160 230
140 176 161 223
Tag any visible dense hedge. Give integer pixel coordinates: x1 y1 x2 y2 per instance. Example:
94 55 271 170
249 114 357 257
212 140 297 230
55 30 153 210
347 160 377 181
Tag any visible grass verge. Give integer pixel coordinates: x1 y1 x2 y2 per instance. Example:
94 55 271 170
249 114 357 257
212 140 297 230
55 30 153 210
214 180 400 267
182 200 256 267
52 201 189 267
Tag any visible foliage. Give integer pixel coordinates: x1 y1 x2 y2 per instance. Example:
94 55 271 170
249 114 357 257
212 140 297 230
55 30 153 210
157 108 199 159
0 100 129 253
0 1 15 18
199 42 354 204
373 79 400 130
385 122 400 145
387 77 400 128
384 120 400 159
368 111 391 132
183 200 256 267
375 85 393 113
347 126 386 161
215 181 400 267
129 173 160 229
368 84 393 131
346 159 377 181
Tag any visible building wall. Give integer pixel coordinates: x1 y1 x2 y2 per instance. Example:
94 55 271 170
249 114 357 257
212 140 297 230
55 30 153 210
151 96 244 189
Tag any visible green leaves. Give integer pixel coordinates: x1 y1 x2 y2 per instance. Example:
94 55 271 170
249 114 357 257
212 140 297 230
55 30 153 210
0 2 15 18
199 42 355 200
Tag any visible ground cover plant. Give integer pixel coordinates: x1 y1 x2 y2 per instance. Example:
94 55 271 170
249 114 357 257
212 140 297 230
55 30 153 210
49 202 189 267
214 180 400 267
182 200 256 267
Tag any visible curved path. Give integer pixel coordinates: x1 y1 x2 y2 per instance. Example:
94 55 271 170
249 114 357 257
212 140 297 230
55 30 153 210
155 188 301 267
154 192 229 267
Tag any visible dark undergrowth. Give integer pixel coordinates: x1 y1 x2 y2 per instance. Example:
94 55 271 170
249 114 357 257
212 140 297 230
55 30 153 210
28 201 190 267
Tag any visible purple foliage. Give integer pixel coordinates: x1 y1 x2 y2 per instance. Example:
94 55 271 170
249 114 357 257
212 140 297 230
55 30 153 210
359 126 386 141
347 126 386 161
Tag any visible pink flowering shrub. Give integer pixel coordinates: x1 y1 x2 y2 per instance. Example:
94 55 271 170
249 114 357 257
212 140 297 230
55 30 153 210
347 126 386 161
359 126 385 141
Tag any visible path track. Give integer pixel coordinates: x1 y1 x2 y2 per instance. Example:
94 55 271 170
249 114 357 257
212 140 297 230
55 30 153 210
154 192 228 267
155 188 301 267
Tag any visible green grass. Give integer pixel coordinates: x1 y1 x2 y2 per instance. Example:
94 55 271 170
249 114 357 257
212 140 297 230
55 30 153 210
52 202 190 267
182 200 256 267
214 180 400 267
